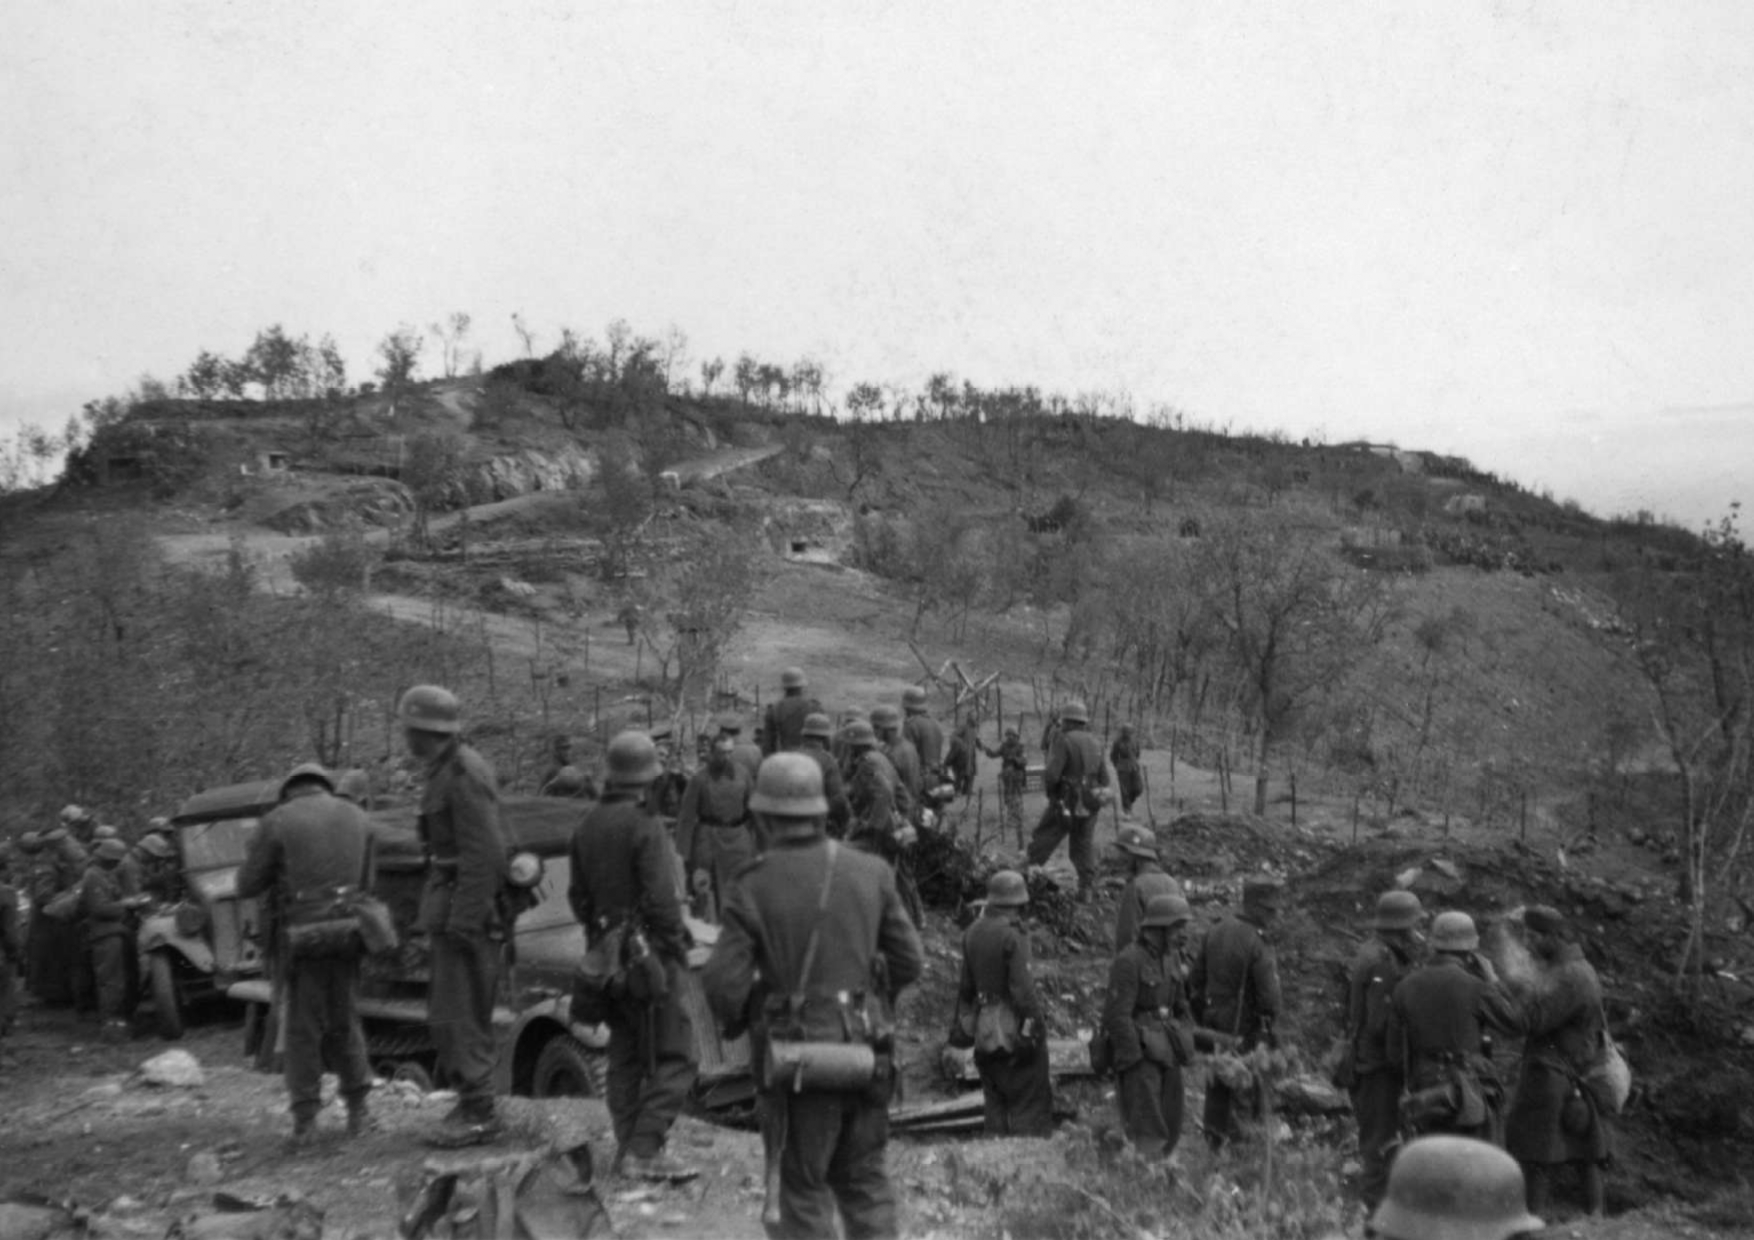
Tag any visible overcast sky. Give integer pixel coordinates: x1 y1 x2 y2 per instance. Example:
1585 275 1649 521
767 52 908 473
5 2 1751 526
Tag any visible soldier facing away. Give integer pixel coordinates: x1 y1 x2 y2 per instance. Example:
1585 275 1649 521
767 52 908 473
568 730 700 1181
1387 911 1523 1146
763 667 822 755
1112 822 1184 953
704 753 924 1239
797 713 852 838
235 761 376 1148
900 686 944 779
1340 890 1427 1209
1189 875 1285 1148
401 684 513 1148
1109 724 1144 814
1103 893 1197 1157
981 727 1028 841
958 870 1053 1136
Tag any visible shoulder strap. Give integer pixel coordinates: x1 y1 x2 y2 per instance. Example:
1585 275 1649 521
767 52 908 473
790 841 839 999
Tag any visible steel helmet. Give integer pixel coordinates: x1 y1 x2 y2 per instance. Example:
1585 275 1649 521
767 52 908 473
60 804 91 825
335 768 372 806
781 666 808 690
17 831 42 853
801 712 834 741
399 685 462 735
1116 822 1158 859
1141 894 1193 928
279 761 336 799
985 869 1028 907
1059 699 1090 724
902 686 928 711
147 816 170 832
545 765 590 795
716 714 744 735
842 720 878 749
749 753 829 820
1370 1135 1542 1240
1430 910 1481 953
870 704 902 730
605 730 660 786
138 833 175 860
92 824 121 841
94 838 128 863
1373 890 1425 931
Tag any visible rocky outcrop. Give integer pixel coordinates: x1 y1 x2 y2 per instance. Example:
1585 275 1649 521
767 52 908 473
264 478 414 532
462 445 596 503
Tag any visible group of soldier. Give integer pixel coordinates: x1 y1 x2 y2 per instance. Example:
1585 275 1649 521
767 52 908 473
0 806 182 1046
0 662 1618 1238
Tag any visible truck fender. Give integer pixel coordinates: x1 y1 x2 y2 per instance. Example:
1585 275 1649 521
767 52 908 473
137 916 215 973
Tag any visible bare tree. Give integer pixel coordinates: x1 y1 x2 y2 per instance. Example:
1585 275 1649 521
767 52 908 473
511 312 538 359
429 312 472 379
699 356 725 397
375 326 424 419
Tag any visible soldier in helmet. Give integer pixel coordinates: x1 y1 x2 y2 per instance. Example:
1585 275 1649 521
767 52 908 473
943 714 981 798
981 726 1029 841
1388 911 1523 1145
704 753 924 1239
540 735 598 799
870 705 921 822
42 812 93 1011
334 768 374 810
647 723 691 821
900 686 943 778
1189 875 1285 1148
81 837 149 1040
568 730 699 1181
674 731 754 922
958 870 1053 1135
1369 1135 1544 1240
1340 890 1427 1208
236 762 376 1148
1112 822 1183 952
399 684 512 1147
797 713 851 838
1502 906 1611 1216
134 832 181 905
1025 699 1109 901
1109 724 1143 815
843 720 921 927
1103 893 1197 1157
763 667 822 755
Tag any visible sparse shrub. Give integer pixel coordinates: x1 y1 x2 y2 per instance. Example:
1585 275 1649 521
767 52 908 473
289 528 378 594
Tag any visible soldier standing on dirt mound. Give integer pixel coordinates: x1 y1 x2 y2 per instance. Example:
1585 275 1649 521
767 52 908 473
1387 910 1523 1146
1112 822 1184 952
763 667 822 755
1339 890 1426 1209
1189 875 1284 1149
1103 893 1197 1157
1025 699 1108 901
797 713 851 838
1368 1135 1544 1240
901 686 944 779
235 762 376 1148
568 730 700 1182
704 753 924 1240
1502 905 1611 1217
958 870 1053 1136
674 732 754 922
401 684 512 1148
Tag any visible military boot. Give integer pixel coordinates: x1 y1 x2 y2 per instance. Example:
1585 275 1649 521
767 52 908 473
345 1093 377 1138
284 1109 319 1152
623 1149 701 1183
425 1097 503 1148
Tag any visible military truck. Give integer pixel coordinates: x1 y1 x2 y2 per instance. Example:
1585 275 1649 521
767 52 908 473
225 793 752 1106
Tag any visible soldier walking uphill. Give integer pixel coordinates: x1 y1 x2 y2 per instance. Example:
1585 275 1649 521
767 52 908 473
957 870 1053 1136
82 838 150 1040
900 687 944 781
1025 700 1109 900
1103 894 1198 1157
1387 912 1522 1147
869 706 922 822
1338 891 1427 1209
1189 875 1285 1149
1502 905 1612 1218
982 728 1028 842
704 754 924 1240
400 684 513 1148
1112 823 1184 953
674 732 754 923
235 762 376 1148
569 731 700 1182
763 667 823 755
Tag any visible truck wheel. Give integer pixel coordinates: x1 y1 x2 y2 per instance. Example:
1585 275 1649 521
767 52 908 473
148 953 184 1041
531 1034 606 1099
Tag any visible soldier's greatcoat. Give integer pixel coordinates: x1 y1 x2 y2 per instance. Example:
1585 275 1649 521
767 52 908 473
959 909 1051 1135
1103 938 1193 1156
